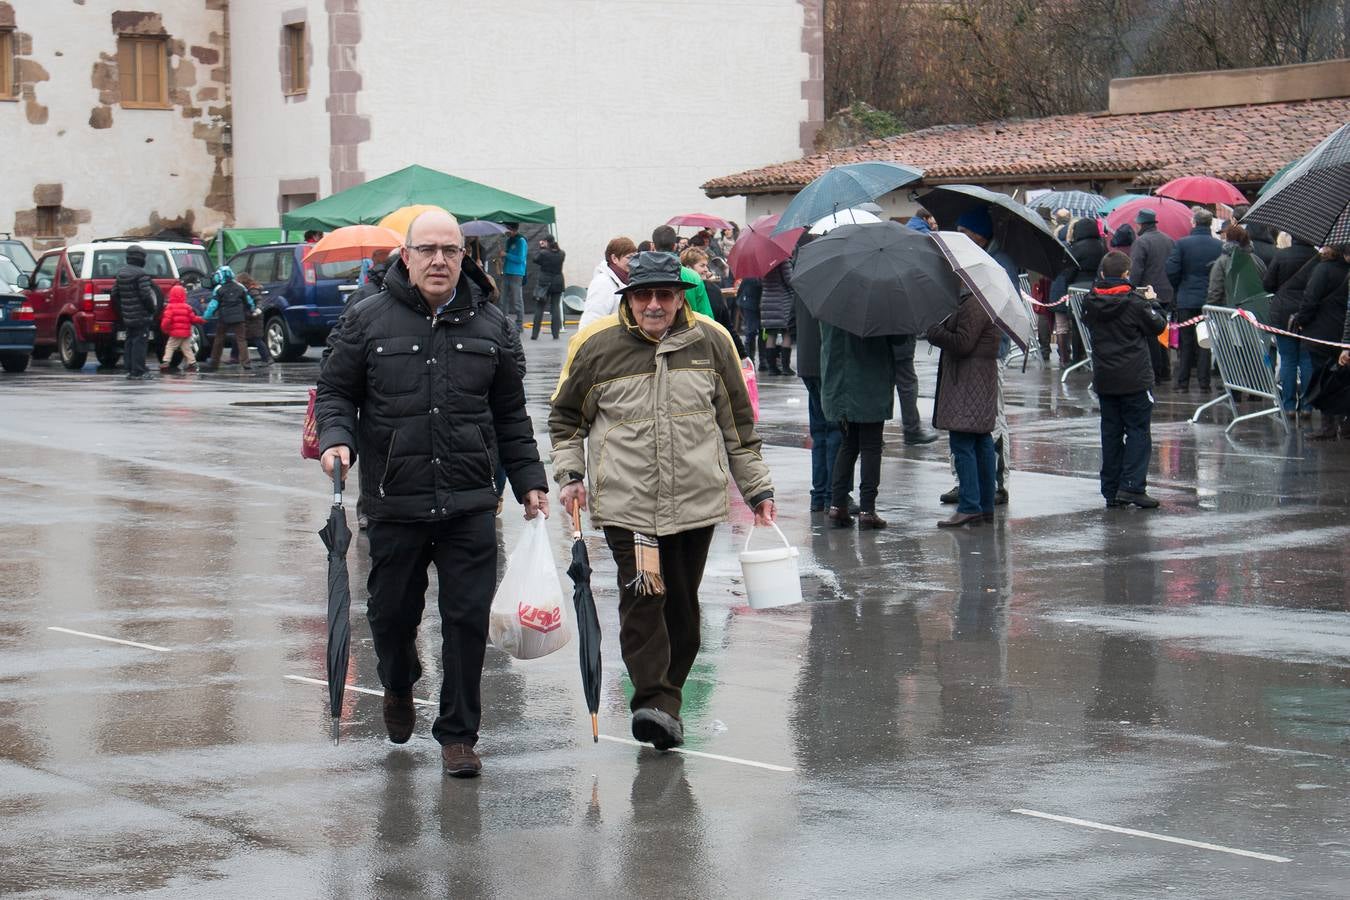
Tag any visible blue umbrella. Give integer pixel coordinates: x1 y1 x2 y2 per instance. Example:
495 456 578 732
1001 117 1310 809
773 162 924 234
1028 190 1105 219
1099 194 1145 215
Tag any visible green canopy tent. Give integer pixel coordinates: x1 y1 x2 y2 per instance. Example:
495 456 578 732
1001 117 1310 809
279 164 555 231
205 228 289 266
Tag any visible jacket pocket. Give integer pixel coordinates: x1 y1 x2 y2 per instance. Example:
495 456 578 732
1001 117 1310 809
370 336 426 396
448 336 500 394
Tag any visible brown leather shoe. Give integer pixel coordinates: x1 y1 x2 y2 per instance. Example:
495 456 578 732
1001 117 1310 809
442 742 482 778
856 511 887 529
826 506 854 527
382 690 415 744
937 511 984 529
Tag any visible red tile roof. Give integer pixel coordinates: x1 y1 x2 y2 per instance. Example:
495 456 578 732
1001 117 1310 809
703 99 1350 197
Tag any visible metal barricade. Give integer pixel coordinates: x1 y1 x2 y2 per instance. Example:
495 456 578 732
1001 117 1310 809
1190 305 1289 433
1060 287 1092 383
1004 274 1045 369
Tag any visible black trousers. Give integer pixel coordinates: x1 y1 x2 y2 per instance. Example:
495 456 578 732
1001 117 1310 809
123 326 149 376
365 512 496 746
1099 390 1153 499
1174 309 1209 388
532 291 561 339
603 525 715 719
831 420 884 513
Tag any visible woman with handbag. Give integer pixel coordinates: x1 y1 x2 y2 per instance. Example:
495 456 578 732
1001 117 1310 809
531 237 566 340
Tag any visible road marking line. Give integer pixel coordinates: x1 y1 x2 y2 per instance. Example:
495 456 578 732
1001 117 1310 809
1010 809 1291 863
284 675 436 706
48 626 171 653
596 734 794 773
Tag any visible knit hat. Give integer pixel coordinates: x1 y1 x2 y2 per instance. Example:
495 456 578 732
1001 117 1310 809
955 207 994 240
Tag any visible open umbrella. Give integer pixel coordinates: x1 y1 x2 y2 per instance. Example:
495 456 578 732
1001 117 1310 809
667 213 732 230
303 225 403 267
377 204 445 239
791 221 962 338
1243 123 1350 245
566 503 601 743
1104 196 1193 241
808 207 883 234
461 219 508 237
930 231 1033 352
1155 175 1247 207
317 464 352 745
726 214 804 280
920 184 1073 276
1099 193 1146 215
774 161 924 234
1028 190 1106 219
1257 161 1297 197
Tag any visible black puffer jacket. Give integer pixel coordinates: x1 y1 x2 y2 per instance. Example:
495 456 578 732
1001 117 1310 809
1263 240 1319 328
1051 218 1105 300
1081 279 1167 395
1294 256 1350 344
316 258 547 522
533 247 566 294
113 263 158 329
759 263 795 331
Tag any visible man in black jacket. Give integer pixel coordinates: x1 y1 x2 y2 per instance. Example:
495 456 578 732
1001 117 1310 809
1082 251 1167 510
1128 208 1174 382
1165 208 1222 391
317 210 549 778
113 244 158 379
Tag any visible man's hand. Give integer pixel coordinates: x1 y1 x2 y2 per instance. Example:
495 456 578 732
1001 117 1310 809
1340 350 1350 367
524 489 549 520
559 481 587 514
322 445 351 480
754 498 776 526
1142 285 1157 301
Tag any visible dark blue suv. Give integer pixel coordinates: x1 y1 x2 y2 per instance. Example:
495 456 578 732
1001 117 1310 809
190 243 355 361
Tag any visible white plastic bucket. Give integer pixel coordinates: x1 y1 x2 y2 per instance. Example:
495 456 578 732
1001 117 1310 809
739 522 803 609
1196 319 1211 349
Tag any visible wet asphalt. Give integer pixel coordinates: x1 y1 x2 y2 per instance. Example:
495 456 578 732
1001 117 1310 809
0 334 1347 899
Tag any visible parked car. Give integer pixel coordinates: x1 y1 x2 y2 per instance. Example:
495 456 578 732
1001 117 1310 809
0 234 37 274
24 239 211 370
0 256 37 372
188 242 354 361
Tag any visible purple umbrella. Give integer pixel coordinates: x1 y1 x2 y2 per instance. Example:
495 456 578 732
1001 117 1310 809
461 220 508 237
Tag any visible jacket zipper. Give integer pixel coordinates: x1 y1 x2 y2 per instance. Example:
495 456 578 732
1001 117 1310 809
475 426 494 487
378 432 397 498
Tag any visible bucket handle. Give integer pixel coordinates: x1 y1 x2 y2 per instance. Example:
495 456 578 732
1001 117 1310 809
743 520 791 553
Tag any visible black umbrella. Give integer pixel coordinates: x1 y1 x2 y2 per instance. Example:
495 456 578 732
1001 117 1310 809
317 464 352 744
791 221 963 338
1243 123 1350 246
1304 358 1350 416
920 184 1075 276
566 503 601 742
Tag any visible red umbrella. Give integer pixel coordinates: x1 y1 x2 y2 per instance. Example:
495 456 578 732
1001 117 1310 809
726 214 805 280
667 213 732 230
1155 176 1247 207
1105 196 1194 241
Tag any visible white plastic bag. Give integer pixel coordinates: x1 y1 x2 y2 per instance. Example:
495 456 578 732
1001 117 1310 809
489 515 571 660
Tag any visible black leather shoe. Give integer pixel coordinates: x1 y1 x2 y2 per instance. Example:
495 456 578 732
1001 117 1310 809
382 690 415 744
939 486 960 504
903 429 939 445
937 511 984 528
632 708 683 750
1115 491 1159 509
994 488 1008 506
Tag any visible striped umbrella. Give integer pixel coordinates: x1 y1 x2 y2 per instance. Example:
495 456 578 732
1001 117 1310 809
1028 190 1106 219
1243 124 1350 245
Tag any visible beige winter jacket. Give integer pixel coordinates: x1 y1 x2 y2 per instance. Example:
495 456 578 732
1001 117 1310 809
548 302 773 535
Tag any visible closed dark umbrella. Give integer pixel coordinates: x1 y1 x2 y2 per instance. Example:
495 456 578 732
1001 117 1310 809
1243 123 1350 245
317 464 352 745
566 503 601 742
921 184 1074 276
774 161 924 234
1304 358 1350 416
791 221 962 338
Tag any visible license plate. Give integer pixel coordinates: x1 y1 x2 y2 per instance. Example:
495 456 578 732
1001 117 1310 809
117 330 126 340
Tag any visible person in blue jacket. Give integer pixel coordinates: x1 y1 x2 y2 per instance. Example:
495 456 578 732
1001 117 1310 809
500 222 528 330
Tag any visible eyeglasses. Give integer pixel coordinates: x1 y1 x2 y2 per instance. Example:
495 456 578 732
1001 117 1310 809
409 244 464 260
630 288 680 303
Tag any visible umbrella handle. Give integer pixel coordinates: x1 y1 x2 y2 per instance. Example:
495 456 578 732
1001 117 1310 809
570 501 582 538
332 462 343 506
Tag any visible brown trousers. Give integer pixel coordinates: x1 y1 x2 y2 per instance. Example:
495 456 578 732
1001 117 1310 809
209 322 249 367
603 525 715 719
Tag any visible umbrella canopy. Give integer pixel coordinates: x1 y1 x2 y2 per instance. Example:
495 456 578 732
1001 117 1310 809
317 465 353 744
1099 193 1146 215
377 204 445 238
1028 190 1106 219
1105 196 1194 241
281 164 555 231
808 207 882 234
1257 161 1297 197
1243 124 1350 245
920 184 1073 276
302 225 402 266
791 221 962 338
774 161 924 234
929 231 1033 351
566 504 601 743
726 214 804 280
667 213 732 230
1156 175 1247 207
461 220 508 237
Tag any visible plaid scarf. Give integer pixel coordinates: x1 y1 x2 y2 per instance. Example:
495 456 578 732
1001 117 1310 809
627 532 666 596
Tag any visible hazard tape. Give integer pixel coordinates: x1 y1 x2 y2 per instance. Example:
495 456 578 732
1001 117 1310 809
1174 313 1206 329
1231 307 1350 351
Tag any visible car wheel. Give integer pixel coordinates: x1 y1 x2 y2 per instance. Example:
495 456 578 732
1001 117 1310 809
58 320 88 370
267 315 305 362
95 344 121 369
30 347 52 360
0 352 30 373
190 325 207 361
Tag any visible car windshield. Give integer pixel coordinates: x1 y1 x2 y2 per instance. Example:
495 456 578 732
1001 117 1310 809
0 241 37 272
171 248 210 276
0 256 21 288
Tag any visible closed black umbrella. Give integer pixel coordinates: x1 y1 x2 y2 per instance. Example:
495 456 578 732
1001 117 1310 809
921 184 1074 276
317 464 352 744
791 221 962 338
1243 124 1350 246
566 503 602 742
1305 358 1350 416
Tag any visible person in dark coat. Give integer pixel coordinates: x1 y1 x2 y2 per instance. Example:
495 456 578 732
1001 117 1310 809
1205 223 1267 307
234 273 274 366
927 293 1000 528
759 261 795 375
1245 223 1278 268
200 265 252 372
530 237 565 340
821 324 894 529
1165 207 1223 391
793 239 845 513
1109 223 1135 251
1265 238 1320 413
317 210 548 777
736 276 763 369
1129 209 1175 382
1050 217 1105 365
1081 251 1167 509
112 244 159 379
1292 246 1350 439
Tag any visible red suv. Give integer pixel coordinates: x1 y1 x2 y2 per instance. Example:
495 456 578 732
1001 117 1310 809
24 240 210 369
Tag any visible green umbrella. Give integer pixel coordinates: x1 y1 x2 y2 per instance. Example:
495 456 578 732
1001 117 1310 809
281 164 555 231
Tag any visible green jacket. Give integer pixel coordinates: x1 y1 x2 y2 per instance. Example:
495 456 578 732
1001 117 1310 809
549 302 773 535
681 266 714 317
820 323 896 424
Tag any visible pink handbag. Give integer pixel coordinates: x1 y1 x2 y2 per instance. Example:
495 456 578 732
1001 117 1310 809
741 359 760 422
